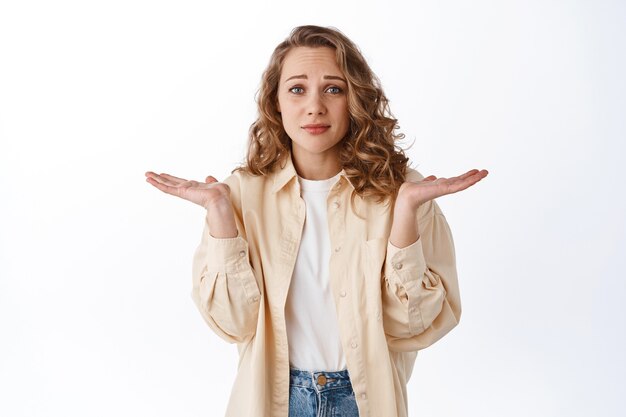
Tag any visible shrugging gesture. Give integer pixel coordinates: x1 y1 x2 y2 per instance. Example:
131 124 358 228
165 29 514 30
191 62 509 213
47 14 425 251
390 169 489 248
399 169 489 209
145 172 238 238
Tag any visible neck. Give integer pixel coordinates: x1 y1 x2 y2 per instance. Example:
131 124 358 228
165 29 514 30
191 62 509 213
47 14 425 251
291 150 342 180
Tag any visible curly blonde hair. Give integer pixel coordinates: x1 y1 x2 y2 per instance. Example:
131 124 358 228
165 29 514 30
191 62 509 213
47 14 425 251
236 25 409 204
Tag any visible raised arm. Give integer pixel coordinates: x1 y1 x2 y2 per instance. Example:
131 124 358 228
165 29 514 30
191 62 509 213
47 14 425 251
145 171 261 344
145 172 238 238
382 169 488 352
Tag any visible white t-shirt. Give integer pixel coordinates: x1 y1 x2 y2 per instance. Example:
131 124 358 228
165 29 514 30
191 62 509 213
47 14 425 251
285 172 347 372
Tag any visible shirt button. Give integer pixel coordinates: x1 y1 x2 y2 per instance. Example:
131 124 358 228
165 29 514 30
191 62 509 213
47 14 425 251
250 296 259 302
335 246 341 252
238 250 246 258
361 393 367 400
394 262 403 270
340 291 346 297
332 201 340 209
351 342 358 349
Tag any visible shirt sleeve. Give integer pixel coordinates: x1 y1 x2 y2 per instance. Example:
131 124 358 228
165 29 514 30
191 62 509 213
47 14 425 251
381 198 461 352
190 174 262 344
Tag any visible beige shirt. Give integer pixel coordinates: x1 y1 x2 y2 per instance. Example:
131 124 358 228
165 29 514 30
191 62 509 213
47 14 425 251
191 154 461 417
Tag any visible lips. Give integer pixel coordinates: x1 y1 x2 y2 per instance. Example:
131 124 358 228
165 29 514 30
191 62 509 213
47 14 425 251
302 124 330 135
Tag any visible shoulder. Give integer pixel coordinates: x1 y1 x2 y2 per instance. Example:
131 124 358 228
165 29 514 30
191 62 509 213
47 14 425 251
221 168 277 207
405 167 426 182
222 168 271 189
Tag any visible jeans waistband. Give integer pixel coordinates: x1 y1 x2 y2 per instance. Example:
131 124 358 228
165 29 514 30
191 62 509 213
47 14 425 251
289 366 352 391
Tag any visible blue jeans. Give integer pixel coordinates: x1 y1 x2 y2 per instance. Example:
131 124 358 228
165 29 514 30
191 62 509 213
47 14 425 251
288 367 360 417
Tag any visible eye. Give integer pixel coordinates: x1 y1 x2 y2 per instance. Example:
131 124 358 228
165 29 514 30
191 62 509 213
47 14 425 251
289 86 304 94
326 86 342 94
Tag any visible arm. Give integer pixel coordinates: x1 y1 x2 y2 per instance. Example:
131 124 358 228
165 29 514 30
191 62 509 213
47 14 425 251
382 198 460 352
145 171 262 344
191 216 262 344
381 168 487 352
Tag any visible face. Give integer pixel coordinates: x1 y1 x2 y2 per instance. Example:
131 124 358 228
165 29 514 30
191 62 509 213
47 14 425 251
276 47 350 168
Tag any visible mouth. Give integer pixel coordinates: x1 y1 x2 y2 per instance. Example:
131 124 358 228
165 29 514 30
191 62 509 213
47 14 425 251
302 124 330 135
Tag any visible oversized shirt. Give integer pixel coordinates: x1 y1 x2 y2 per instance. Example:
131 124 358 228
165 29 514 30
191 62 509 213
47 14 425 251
191 154 461 417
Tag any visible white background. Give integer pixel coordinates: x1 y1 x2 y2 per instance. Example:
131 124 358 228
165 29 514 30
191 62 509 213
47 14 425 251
1 0 624 416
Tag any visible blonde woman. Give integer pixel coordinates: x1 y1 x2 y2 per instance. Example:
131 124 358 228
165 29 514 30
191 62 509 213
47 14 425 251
146 25 488 417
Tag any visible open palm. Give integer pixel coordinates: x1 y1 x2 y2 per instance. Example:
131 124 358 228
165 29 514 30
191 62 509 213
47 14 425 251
144 172 231 209
398 169 489 209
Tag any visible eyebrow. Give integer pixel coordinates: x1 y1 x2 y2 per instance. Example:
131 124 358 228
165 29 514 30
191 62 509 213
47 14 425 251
284 74 347 83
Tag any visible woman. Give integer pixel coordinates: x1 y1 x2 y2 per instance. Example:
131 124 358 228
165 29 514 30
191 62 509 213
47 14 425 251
146 25 487 417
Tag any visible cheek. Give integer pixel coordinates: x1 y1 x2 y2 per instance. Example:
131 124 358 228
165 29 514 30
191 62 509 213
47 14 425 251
282 105 303 126
335 98 349 117
277 103 297 130
277 96 291 115
337 104 350 126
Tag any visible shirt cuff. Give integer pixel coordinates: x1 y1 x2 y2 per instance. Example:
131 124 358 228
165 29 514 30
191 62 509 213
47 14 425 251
385 237 427 284
205 234 251 274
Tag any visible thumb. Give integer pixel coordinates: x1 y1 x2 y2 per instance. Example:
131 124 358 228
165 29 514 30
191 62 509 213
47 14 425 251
205 175 218 184
423 175 437 182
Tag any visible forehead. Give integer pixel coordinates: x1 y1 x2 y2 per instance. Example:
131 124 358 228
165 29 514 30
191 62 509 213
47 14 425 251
280 46 343 79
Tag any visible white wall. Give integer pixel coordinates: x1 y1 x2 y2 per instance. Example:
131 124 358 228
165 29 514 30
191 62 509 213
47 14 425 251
1 0 624 416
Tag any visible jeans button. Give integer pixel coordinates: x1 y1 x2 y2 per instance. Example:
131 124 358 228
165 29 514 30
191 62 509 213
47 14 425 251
317 375 327 385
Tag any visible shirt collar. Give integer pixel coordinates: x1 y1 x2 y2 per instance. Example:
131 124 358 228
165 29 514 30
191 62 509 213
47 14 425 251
271 152 355 194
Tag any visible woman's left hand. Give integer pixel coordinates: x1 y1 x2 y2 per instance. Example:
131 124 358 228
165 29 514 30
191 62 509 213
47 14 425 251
396 169 489 210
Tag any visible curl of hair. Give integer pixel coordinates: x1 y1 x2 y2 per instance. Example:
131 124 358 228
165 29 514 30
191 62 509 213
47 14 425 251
236 25 409 205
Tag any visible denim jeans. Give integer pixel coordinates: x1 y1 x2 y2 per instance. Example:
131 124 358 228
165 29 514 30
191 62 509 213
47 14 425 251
288 367 360 417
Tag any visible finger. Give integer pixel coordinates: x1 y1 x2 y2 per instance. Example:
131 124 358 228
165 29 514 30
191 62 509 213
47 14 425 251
145 171 163 181
150 174 180 187
145 172 184 187
444 169 483 187
422 175 437 182
145 172 170 186
205 176 218 184
456 169 480 181
159 173 188 184
448 170 488 192
179 180 200 189
145 176 182 196
461 169 488 183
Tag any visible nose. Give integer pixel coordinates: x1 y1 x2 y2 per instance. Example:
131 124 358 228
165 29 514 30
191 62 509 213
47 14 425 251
307 91 327 115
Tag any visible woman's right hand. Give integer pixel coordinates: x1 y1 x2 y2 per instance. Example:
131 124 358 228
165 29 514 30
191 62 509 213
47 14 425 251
145 172 238 238
145 172 231 209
